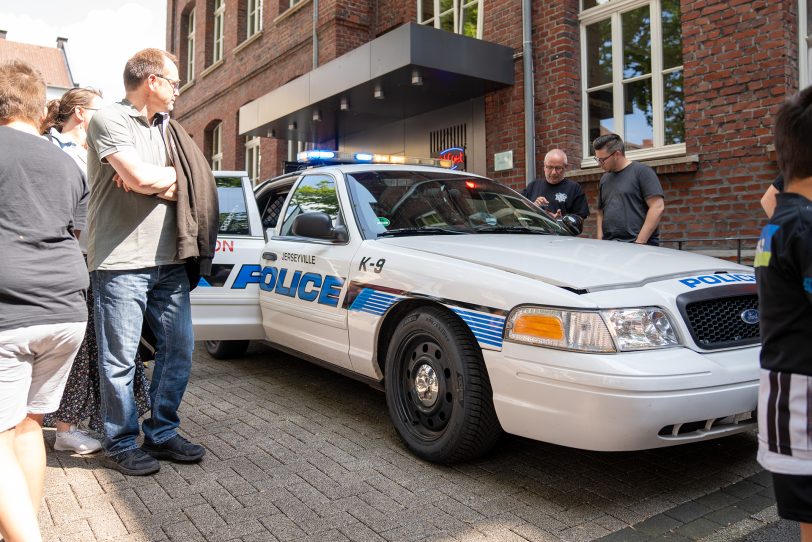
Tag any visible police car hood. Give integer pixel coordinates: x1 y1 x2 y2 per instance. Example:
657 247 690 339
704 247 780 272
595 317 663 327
377 235 751 290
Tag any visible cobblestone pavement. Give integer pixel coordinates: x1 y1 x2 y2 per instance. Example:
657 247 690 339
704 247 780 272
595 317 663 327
39 343 781 542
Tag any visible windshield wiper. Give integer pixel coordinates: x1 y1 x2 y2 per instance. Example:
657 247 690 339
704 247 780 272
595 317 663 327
377 227 468 237
473 225 552 234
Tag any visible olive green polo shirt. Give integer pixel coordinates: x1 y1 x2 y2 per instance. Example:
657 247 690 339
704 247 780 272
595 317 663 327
86 99 179 272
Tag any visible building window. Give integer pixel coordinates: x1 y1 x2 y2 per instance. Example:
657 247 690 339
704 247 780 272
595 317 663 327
418 0 483 39
213 0 225 64
580 0 684 161
245 136 261 184
211 122 223 170
248 0 262 37
185 9 196 82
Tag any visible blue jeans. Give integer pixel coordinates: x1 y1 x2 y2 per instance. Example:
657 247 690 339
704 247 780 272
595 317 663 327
92 264 194 456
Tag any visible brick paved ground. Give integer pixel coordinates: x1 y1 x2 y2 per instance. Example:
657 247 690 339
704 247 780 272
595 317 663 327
38 343 781 542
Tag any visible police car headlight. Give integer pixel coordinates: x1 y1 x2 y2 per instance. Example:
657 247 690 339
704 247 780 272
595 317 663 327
505 307 616 352
601 307 679 351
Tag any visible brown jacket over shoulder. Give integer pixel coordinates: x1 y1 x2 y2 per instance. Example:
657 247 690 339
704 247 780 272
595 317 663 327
166 120 218 288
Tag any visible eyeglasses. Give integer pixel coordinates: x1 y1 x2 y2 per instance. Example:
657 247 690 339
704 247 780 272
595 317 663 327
544 165 566 172
595 150 617 165
153 74 181 91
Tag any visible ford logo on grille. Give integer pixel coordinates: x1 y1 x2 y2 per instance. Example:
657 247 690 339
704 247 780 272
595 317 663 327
740 309 760 325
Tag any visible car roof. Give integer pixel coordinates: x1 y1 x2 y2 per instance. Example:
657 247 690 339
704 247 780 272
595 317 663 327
255 164 482 192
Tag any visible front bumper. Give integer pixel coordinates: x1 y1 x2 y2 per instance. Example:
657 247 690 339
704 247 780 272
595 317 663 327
486 343 759 451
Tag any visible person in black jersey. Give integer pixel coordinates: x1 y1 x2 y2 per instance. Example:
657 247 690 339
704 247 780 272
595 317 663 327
755 86 812 541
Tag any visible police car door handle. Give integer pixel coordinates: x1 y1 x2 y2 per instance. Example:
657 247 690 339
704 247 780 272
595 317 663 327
263 251 277 261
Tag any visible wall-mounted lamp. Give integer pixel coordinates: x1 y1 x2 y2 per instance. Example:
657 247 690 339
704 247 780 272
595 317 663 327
411 68 423 86
312 110 321 122
288 121 297 131
340 96 349 111
373 83 384 100
267 128 276 138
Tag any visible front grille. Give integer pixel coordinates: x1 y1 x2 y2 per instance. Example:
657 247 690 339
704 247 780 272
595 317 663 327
684 294 759 349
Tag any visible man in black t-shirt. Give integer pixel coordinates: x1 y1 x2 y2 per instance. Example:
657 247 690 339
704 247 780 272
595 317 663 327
593 134 665 246
755 86 812 542
522 149 589 220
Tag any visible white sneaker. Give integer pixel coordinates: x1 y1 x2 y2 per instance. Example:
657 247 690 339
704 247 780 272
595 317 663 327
54 427 102 455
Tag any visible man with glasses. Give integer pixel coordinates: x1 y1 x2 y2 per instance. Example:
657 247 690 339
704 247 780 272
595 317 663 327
86 49 205 476
521 149 589 220
593 134 665 246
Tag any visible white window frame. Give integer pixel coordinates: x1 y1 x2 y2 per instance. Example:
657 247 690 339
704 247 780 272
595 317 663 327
247 0 263 38
211 123 223 171
186 9 196 82
213 0 225 64
801 0 810 89
579 0 686 166
245 135 261 185
289 0 303 8
417 0 484 40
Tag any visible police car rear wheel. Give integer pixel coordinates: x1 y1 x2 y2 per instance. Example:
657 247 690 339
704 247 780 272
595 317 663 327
385 307 501 463
204 340 250 359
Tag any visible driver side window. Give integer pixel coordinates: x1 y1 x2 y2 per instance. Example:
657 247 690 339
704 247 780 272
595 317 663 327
279 174 343 236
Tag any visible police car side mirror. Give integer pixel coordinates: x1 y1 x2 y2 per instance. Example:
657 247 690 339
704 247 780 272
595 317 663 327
560 214 584 236
291 211 346 242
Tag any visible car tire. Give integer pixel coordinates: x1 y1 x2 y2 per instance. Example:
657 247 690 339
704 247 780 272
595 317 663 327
204 340 250 359
385 306 502 463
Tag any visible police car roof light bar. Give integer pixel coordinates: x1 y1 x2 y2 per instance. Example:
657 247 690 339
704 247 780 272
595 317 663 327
297 149 454 169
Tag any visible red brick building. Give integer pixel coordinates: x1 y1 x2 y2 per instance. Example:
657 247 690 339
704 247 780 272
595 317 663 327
166 0 809 245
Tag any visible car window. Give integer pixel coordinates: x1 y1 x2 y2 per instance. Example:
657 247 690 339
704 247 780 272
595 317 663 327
345 171 568 238
216 176 250 236
279 174 343 237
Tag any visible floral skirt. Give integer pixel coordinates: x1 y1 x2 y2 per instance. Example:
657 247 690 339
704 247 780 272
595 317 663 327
45 280 152 433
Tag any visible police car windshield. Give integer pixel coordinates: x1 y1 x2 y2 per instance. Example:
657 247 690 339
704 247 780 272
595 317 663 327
345 171 569 239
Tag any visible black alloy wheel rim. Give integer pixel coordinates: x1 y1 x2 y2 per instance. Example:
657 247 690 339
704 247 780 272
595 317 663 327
394 335 455 441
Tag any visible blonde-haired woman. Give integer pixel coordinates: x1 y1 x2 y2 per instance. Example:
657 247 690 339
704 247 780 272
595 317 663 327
41 88 151 454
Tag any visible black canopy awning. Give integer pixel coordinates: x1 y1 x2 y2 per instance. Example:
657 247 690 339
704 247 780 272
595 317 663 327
239 23 514 143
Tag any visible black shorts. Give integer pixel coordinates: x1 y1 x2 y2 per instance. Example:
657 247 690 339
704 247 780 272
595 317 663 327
772 472 812 523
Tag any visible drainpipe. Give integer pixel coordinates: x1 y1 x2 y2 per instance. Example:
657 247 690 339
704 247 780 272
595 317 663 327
522 0 536 185
312 0 319 68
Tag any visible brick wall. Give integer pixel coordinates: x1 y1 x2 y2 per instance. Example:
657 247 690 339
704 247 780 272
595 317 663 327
669 0 797 241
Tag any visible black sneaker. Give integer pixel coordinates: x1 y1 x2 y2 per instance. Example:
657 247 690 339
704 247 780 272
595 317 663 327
141 434 206 463
103 448 160 476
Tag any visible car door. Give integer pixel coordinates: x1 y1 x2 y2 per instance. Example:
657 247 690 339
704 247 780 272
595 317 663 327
259 172 358 370
191 172 266 341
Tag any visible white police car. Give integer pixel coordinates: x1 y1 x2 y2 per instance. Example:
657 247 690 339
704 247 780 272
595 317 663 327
194 153 760 463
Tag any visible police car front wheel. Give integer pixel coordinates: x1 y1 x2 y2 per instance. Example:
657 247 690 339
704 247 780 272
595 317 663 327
385 306 502 463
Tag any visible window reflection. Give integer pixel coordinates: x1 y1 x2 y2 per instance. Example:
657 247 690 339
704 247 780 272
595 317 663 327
586 19 613 87
661 0 682 69
622 6 651 79
623 78 653 149
216 177 250 236
588 88 614 144
664 70 685 145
